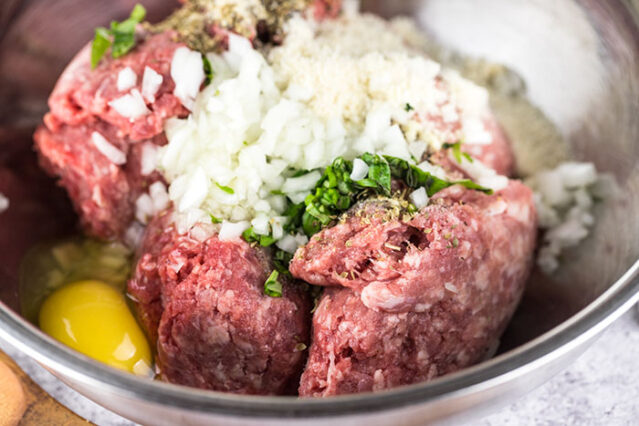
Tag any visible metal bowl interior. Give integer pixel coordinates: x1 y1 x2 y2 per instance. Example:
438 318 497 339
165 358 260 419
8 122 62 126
1 0 639 424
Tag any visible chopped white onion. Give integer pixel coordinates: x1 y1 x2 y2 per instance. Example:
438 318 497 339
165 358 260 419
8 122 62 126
117 67 137 92
350 158 369 181
444 282 459 293
140 143 159 176
452 152 508 192
135 193 154 224
109 89 150 120
218 221 250 241
124 222 145 248
149 181 170 212
271 217 285 240
142 66 163 102
251 214 270 235
91 132 126 165
178 168 208 212
171 47 205 110
0 192 9 214
281 171 322 195
409 187 429 209
276 234 299 253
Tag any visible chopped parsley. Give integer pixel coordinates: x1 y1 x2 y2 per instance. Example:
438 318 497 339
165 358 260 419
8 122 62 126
264 270 283 298
91 4 146 69
210 214 222 224
202 54 214 85
215 182 235 194
405 103 415 112
443 141 473 164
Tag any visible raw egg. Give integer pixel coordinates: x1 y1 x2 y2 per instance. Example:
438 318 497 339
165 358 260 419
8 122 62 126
39 280 152 376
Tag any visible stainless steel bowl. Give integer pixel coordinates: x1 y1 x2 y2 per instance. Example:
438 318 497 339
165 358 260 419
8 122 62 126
1 0 639 424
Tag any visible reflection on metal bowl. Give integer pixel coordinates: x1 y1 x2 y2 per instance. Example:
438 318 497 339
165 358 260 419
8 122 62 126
1 0 639 424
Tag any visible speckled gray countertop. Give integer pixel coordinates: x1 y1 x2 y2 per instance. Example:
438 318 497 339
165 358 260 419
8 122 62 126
2 307 638 426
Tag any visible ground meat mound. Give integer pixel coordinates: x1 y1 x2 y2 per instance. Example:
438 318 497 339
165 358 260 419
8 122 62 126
34 31 187 240
292 182 537 396
128 212 311 395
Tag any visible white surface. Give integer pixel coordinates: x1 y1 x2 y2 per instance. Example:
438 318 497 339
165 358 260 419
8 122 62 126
1 308 638 425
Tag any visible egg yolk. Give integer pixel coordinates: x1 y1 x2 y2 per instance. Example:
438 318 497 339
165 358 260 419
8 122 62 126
39 280 152 376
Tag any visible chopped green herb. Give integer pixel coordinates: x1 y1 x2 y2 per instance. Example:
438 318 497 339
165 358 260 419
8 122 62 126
270 189 286 196
91 28 112 69
242 227 277 247
202 54 214 85
264 270 283 298
90 4 146 68
210 214 222 224
405 103 414 112
240 153 490 273
443 142 474 164
215 182 235 194
452 237 459 248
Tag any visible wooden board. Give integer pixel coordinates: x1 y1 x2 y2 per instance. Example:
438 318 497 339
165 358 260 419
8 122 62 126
0 350 88 425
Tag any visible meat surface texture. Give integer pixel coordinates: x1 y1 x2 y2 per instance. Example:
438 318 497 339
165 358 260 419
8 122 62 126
292 182 537 396
128 213 311 395
34 32 186 240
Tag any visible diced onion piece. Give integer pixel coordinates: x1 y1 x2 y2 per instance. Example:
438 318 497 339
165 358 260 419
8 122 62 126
135 194 154 224
281 171 322 195
117 67 137 92
177 168 208 212
350 158 369 181
124 222 145 248
453 153 508 192
171 47 205 110
0 192 8 213
109 89 150 119
409 187 429 209
91 132 126 165
142 66 163 102
271 217 285 239
148 181 170 212
444 282 458 293
140 143 159 176
294 233 309 246
276 234 299 254
557 162 597 188
417 161 448 180
251 214 270 235
218 221 249 241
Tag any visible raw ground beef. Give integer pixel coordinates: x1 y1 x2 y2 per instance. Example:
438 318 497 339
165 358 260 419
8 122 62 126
292 181 537 396
128 212 311 394
34 31 187 240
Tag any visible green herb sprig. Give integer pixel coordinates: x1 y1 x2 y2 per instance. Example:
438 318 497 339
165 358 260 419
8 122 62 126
91 4 146 69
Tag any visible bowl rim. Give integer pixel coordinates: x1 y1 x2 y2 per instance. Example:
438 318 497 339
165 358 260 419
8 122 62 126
2 0 639 419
